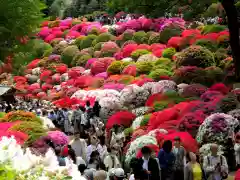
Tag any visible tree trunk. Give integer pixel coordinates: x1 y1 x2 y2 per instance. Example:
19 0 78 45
221 0 240 81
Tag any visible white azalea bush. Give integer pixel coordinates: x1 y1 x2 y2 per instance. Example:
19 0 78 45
151 80 177 94
196 113 239 145
0 136 82 180
199 143 224 158
120 84 150 107
131 106 150 117
125 135 157 164
131 116 144 130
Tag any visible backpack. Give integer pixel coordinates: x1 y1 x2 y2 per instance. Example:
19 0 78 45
207 155 228 180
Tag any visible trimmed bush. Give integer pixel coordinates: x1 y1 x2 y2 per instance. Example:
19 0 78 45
33 40 53 58
0 111 42 124
121 40 136 48
71 52 90 66
74 36 85 48
175 45 215 68
162 48 176 59
95 33 113 43
61 45 79 67
88 27 100 35
10 121 47 145
214 51 228 66
149 69 173 80
132 31 148 44
75 54 92 66
53 42 68 54
94 42 103 51
202 25 227 34
136 61 153 74
148 33 161 44
131 49 150 60
194 39 218 52
159 25 183 44
107 61 123 75
216 95 239 113
79 35 97 50
122 30 135 41
155 58 172 66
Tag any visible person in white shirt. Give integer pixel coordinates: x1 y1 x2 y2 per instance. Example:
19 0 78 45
104 144 121 171
203 144 228 180
234 133 240 169
69 133 87 162
87 135 98 162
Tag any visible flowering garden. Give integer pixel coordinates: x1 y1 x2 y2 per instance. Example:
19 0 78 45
0 8 240 179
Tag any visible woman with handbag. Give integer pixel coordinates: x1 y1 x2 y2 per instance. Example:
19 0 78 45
184 152 207 180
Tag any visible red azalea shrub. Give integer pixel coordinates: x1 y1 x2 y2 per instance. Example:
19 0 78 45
28 83 41 93
74 76 93 88
209 83 229 95
52 73 61 83
66 31 81 39
42 83 53 92
145 93 165 107
36 92 47 99
45 34 56 43
164 132 198 153
122 44 138 58
106 111 136 130
200 90 224 102
91 58 115 75
148 108 179 131
40 70 52 81
178 111 206 137
133 77 154 86
14 76 27 84
0 130 28 145
56 64 68 74
122 65 137 76
181 84 208 98
137 44 151 50
167 37 183 48
152 49 163 57
181 29 201 37
27 59 40 69
150 44 166 51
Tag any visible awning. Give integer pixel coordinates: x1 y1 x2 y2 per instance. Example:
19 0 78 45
0 85 11 96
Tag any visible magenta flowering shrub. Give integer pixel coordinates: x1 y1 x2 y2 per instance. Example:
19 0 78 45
196 113 239 145
181 84 208 98
200 90 224 102
47 131 69 146
178 111 206 137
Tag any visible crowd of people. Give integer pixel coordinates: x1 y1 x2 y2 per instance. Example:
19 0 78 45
1 99 238 180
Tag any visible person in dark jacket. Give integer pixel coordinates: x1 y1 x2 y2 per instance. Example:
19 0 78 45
158 140 175 180
92 101 101 117
139 146 160 180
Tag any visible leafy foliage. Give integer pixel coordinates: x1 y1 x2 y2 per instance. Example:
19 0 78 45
0 0 45 61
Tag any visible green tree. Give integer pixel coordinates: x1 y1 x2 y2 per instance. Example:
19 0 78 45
0 0 45 61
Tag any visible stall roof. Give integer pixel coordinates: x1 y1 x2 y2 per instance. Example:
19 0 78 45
0 85 15 96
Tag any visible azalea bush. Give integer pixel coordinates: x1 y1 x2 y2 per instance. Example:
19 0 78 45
0 136 82 180
0 111 42 125
10 121 47 145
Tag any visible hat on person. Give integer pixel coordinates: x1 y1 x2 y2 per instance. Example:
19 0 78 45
76 156 86 166
94 170 107 180
108 168 115 177
113 168 125 178
84 168 96 180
